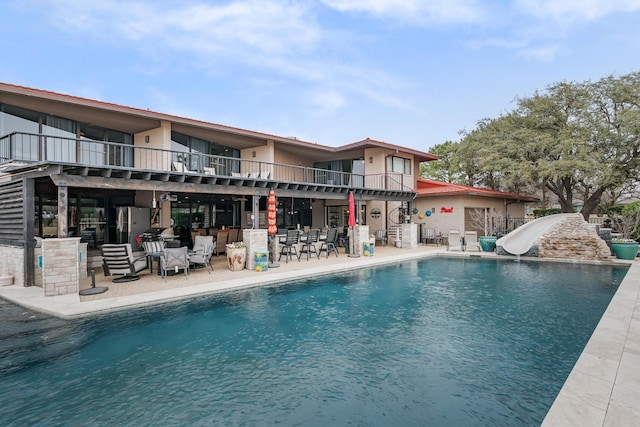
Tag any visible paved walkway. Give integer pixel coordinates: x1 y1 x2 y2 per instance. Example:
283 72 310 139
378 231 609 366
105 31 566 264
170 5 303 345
0 245 637 426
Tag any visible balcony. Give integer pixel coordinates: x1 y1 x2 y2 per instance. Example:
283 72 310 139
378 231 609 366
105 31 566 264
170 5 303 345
0 132 416 201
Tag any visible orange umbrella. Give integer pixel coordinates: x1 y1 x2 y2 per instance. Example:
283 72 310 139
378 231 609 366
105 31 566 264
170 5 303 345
348 192 356 227
267 189 278 235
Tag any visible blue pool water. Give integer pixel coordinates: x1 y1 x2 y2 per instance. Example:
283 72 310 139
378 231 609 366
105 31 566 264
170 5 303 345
0 258 627 426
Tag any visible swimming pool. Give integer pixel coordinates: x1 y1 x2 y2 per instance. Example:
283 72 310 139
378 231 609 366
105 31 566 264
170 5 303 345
0 258 627 426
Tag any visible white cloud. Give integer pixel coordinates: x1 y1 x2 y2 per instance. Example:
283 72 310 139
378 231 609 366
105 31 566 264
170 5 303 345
43 0 322 56
320 0 484 24
516 0 640 21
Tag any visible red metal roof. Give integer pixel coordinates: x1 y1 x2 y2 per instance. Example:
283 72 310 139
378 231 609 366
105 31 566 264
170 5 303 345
416 178 538 202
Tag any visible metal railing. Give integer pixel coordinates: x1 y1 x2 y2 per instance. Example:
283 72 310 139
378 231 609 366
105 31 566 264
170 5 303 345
0 132 413 192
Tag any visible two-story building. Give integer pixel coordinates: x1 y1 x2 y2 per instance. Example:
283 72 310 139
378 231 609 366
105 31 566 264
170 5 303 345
0 82 438 286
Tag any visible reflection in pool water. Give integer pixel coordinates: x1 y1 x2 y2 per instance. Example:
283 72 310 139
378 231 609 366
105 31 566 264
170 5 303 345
0 258 627 426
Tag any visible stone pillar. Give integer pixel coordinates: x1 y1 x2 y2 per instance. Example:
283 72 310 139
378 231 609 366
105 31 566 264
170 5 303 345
348 225 370 256
401 223 418 249
41 238 80 296
243 229 268 270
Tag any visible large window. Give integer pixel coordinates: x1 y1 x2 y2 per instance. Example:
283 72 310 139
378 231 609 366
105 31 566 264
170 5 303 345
387 156 411 174
171 131 240 174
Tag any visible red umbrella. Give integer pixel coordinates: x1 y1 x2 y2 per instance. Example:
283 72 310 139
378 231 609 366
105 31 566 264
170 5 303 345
347 192 359 257
267 190 277 235
348 192 356 227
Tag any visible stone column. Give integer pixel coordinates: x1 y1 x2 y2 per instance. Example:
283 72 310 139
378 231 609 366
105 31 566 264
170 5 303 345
41 237 80 296
243 229 268 270
401 223 418 249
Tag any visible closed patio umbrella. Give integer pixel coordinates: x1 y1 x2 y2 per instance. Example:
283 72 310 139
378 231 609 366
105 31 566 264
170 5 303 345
268 189 280 267
348 192 359 257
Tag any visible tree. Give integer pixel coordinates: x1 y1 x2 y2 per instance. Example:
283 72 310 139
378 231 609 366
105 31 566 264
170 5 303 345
454 72 640 220
420 140 466 183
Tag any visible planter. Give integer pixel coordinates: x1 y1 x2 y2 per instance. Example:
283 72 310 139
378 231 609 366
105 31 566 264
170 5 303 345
479 236 497 252
227 247 246 271
611 241 639 260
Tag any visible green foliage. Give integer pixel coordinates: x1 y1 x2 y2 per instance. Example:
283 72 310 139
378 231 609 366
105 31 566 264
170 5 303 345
444 71 640 219
420 140 468 183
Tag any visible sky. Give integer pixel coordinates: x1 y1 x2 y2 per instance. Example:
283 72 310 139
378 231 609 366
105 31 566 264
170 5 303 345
1 0 639 152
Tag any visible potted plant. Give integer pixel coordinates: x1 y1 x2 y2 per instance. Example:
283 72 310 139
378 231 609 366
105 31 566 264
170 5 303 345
226 242 247 271
609 202 640 260
611 238 639 260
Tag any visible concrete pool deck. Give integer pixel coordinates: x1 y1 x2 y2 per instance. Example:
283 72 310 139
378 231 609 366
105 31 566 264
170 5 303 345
0 245 637 426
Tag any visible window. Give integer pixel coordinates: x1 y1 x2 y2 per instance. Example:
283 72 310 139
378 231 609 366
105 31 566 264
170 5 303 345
387 156 411 174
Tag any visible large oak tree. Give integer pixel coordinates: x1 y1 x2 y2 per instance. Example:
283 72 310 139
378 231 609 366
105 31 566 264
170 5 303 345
424 72 640 219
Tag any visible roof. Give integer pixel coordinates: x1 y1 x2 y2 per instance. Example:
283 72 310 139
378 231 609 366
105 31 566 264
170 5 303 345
0 82 437 161
338 138 438 162
416 178 539 202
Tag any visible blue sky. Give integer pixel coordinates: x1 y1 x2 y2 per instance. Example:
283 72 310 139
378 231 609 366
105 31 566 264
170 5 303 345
1 1 639 151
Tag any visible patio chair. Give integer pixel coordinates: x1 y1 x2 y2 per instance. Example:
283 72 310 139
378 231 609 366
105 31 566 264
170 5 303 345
215 229 229 256
101 243 148 282
160 246 190 282
318 228 340 258
337 227 348 248
300 229 320 260
193 235 213 253
374 229 388 246
278 229 300 263
189 242 214 273
172 161 195 173
447 230 463 251
464 231 481 252
143 240 165 273
227 228 239 244
422 227 438 246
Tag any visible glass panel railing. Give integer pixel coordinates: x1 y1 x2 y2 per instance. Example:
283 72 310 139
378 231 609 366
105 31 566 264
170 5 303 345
0 132 415 192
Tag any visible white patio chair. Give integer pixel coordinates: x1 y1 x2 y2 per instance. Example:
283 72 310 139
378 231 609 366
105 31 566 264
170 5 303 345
447 230 463 251
464 231 481 252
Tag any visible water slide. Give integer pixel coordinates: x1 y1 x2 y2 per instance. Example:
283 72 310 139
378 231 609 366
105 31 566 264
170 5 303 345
495 213 582 255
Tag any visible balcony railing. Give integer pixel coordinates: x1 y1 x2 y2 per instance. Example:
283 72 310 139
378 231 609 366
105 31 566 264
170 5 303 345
0 132 412 192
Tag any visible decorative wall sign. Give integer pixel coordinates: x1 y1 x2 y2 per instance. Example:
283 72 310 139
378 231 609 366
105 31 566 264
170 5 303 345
426 210 431 216
441 207 454 213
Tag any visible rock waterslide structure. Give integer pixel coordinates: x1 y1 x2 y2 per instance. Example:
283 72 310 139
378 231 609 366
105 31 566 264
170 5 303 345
496 213 611 261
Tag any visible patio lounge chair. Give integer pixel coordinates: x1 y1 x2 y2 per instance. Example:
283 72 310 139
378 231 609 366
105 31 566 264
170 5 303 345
160 246 190 281
193 235 213 253
447 230 463 251
172 161 195 173
101 243 148 282
464 231 481 252
189 242 214 273
319 228 340 258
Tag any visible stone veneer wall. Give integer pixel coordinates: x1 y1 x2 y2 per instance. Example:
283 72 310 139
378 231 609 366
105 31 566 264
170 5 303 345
0 245 24 286
41 238 81 296
401 223 418 249
243 229 268 270
537 216 611 261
